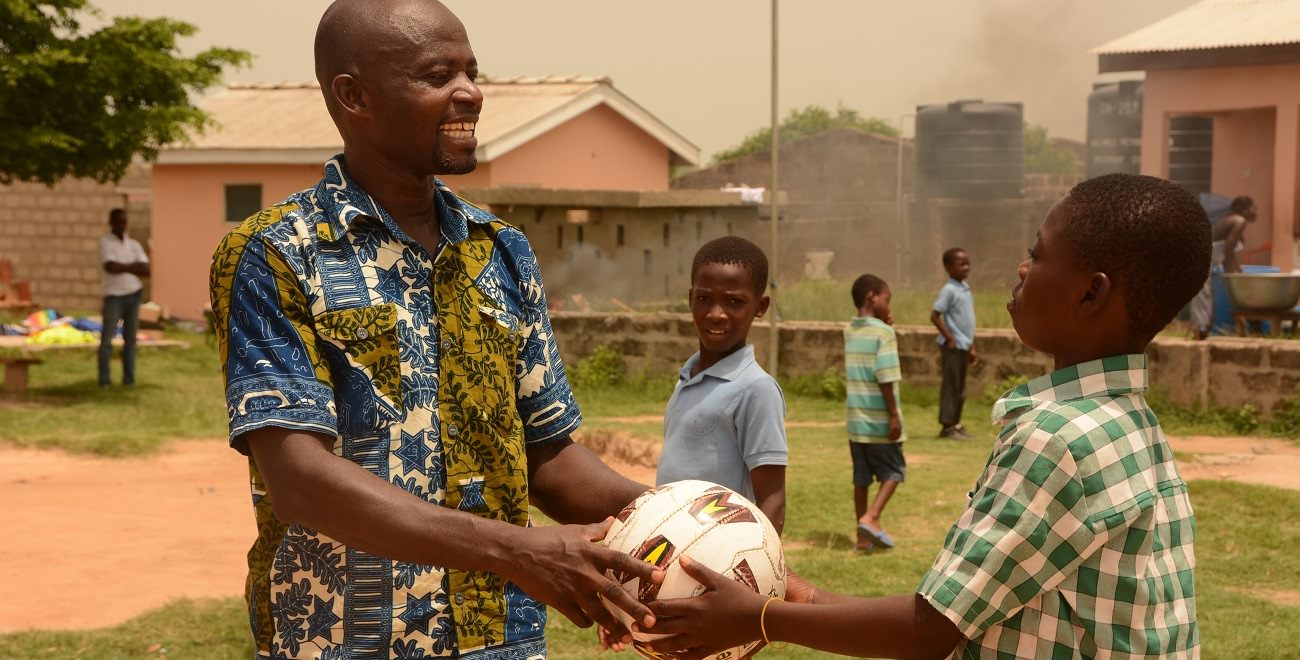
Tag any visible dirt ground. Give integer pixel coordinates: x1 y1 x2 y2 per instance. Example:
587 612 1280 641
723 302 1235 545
1 433 1296 633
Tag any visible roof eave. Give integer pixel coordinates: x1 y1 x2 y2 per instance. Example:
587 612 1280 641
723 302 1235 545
1097 42 1300 73
480 85 701 167
156 148 341 165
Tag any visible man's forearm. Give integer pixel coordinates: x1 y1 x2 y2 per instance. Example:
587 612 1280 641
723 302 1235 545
249 429 522 575
528 437 648 524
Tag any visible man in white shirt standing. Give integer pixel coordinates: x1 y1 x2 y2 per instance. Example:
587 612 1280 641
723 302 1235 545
99 208 150 386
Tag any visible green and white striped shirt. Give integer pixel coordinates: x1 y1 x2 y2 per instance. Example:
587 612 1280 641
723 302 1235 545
918 355 1198 659
844 316 904 444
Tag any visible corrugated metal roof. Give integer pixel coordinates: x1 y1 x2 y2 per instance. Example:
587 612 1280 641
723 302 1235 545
165 76 698 165
1092 0 1300 54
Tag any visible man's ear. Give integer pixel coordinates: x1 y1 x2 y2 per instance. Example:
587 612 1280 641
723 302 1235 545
1077 272 1113 317
755 294 771 319
331 74 368 118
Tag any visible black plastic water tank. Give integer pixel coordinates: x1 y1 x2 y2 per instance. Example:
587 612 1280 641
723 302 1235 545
915 100 1023 199
1168 116 1213 196
1086 81 1143 178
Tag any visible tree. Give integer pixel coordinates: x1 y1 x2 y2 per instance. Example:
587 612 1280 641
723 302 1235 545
712 104 899 164
1023 123 1081 176
0 0 250 184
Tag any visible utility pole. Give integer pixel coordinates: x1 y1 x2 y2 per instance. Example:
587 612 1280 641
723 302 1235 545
768 0 780 376
895 114 911 287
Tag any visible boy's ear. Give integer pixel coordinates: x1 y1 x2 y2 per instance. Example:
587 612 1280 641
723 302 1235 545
755 294 771 319
1076 272 1113 317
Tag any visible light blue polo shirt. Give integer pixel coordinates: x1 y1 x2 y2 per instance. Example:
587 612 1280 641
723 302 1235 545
933 277 976 350
656 344 788 502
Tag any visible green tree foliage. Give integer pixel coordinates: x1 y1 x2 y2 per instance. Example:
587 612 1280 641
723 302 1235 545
713 104 900 164
0 0 250 184
1023 123 1081 176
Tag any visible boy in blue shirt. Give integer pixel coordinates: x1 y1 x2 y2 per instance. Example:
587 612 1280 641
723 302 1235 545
931 247 977 439
656 237 788 534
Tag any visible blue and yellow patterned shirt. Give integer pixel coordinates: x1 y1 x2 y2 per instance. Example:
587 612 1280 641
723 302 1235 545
210 157 581 659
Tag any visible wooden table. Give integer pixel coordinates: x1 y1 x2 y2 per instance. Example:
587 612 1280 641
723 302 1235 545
1 356 43 394
1233 309 1300 337
0 336 190 394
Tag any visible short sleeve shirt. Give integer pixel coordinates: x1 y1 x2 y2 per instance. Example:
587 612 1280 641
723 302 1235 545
917 355 1198 659
100 233 148 296
656 344 788 501
209 156 579 659
844 316 904 444
933 278 976 350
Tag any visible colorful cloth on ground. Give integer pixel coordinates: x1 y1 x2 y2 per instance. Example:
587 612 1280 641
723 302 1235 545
933 278 976 350
917 355 1198 659
844 316 904 444
210 156 580 659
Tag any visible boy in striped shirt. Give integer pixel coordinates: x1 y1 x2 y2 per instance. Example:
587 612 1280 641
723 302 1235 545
845 274 904 551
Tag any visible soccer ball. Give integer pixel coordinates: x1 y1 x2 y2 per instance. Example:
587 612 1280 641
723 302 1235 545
601 480 786 660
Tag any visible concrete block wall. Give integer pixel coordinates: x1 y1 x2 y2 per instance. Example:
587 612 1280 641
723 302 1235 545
550 312 1300 417
0 166 151 313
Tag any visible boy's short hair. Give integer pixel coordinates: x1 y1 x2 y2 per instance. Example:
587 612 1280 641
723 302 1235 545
941 247 967 267
1060 174 1212 342
691 236 769 295
851 273 888 309
1229 195 1254 214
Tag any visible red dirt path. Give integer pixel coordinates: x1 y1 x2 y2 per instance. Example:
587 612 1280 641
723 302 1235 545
1 434 1294 632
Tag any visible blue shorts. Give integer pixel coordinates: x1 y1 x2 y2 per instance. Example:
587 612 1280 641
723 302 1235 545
849 442 906 486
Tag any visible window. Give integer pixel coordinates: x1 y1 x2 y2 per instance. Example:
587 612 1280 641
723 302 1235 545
643 249 652 275
616 225 625 247
225 184 263 222
557 225 564 250
577 225 584 245
662 223 670 247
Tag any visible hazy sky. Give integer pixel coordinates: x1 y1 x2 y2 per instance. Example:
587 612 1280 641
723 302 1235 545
96 0 1195 160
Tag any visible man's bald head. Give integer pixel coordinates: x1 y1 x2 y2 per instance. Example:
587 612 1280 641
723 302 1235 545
314 0 464 95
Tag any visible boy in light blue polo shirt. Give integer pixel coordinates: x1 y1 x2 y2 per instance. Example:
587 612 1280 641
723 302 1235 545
656 237 788 534
931 247 977 439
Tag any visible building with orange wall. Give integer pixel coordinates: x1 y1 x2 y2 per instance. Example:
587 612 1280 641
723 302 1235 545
1093 0 1300 271
151 76 699 319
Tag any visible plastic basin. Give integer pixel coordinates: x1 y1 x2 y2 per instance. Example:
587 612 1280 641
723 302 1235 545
1222 272 1300 311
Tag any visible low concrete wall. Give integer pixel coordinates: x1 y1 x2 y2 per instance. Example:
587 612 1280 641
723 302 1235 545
550 312 1300 416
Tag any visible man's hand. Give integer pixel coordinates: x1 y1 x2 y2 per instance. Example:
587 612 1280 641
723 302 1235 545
642 556 768 658
968 347 979 367
506 517 663 635
888 413 902 442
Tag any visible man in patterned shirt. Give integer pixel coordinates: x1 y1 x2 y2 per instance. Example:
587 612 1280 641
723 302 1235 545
635 173 1209 660
209 1 661 658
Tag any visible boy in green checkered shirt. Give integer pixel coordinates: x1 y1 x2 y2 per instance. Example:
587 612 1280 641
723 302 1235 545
638 173 1209 659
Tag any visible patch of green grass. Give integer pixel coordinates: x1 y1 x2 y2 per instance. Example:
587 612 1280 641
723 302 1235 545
3 351 1298 658
774 279 1014 328
0 331 227 455
0 597 251 659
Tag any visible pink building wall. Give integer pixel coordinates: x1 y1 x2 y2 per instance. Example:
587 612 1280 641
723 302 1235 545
1140 63 1300 270
151 164 320 319
491 104 670 190
154 105 676 318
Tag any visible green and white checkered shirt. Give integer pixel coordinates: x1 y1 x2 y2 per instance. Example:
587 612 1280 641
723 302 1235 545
917 355 1198 659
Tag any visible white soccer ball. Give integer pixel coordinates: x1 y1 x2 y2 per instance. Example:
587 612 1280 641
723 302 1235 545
601 480 786 660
